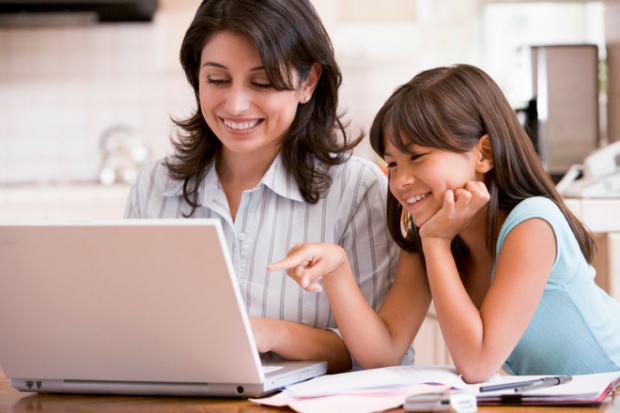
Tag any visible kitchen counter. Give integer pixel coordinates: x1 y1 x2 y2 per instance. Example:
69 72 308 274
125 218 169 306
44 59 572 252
0 184 131 220
564 198 620 233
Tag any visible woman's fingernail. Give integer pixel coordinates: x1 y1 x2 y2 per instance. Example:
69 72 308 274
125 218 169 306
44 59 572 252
302 278 308 288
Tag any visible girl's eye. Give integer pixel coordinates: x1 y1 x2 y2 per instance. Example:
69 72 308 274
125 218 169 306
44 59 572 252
410 153 424 161
385 162 396 169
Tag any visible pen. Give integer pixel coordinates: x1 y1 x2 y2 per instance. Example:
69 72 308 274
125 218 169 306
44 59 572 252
479 375 573 393
512 375 573 393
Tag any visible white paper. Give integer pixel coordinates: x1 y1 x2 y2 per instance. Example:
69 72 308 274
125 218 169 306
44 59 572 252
251 383 452 413
283 365 489 398
251 367 620 413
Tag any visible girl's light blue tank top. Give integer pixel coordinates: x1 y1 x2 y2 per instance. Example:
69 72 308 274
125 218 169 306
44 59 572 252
492 197 620 375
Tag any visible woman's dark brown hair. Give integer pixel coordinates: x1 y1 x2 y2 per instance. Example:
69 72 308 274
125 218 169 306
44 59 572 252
166 0 360 216
370 64 595 269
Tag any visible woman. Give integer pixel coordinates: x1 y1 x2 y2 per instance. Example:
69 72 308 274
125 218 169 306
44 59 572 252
124 0 409 373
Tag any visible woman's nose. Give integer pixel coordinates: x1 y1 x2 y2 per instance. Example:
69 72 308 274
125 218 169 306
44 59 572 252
225 84 251 115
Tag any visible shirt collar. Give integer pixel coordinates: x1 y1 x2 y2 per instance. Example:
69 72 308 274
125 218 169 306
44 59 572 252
259 153 304 203
161 157 185 197
161 153 305 204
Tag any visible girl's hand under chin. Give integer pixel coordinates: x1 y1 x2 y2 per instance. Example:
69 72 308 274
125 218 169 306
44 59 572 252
419 181 490 242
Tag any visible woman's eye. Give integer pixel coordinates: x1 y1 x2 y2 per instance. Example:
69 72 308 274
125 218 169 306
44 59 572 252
207 78 228 85
410 153 424 161
252 82 273 90
386 162 396 169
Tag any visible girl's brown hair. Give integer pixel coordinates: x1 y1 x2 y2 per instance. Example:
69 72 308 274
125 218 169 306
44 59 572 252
168 0 361 216
370 64 595 268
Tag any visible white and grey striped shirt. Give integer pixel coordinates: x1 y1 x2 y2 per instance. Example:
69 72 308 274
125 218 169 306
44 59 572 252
124 153 414 365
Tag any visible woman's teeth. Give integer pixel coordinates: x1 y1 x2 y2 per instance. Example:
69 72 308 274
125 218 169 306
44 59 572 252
224 119 261 130
406 193 427 204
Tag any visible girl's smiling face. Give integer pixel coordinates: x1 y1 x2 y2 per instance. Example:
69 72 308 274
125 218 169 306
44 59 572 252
383 136 484 228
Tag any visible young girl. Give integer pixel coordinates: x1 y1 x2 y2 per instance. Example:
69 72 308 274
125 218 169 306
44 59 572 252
267 64 620 382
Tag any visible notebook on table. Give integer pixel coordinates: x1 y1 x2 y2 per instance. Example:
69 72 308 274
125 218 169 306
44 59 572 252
475 371 620 406
273 365 620 409
0 219 326 398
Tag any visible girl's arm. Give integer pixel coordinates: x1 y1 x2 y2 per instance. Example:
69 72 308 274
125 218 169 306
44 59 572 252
267 245 432 369
420 184 556 383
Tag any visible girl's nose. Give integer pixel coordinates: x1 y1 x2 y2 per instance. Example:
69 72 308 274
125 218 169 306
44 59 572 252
225 85 251 115
391 167 414 189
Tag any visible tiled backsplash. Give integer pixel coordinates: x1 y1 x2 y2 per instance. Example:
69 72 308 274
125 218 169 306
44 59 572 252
0 24 194 185
0 0 484 186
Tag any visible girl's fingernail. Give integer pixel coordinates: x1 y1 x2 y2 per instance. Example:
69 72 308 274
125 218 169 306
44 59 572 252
302 278 308 288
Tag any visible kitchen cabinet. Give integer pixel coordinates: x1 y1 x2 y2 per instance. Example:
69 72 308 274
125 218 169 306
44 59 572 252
415 303 453 366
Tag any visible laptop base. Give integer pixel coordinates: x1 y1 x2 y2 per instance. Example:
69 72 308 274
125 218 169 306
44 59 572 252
10 361 327 398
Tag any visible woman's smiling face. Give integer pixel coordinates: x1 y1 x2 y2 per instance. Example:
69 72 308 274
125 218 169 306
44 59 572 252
199 31 304 161
383 136 481 228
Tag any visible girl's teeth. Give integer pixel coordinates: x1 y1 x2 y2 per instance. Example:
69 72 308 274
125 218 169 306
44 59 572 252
407 193 427 204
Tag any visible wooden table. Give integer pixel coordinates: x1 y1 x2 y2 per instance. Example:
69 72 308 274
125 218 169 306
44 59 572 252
1 368 619 413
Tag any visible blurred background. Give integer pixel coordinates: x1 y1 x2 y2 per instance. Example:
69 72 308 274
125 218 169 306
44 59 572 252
0 0 618 218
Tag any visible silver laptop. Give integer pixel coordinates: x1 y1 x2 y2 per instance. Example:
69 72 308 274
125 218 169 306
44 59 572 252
0 219 327 397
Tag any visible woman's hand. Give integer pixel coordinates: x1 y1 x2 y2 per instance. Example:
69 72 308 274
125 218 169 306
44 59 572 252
266 243 348 292
419 181 490 242
249 316 277 353
248 315 353 372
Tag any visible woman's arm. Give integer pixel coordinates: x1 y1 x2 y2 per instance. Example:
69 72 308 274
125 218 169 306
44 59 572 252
420 185 556 383
250 316 352 373
267 245 432 369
